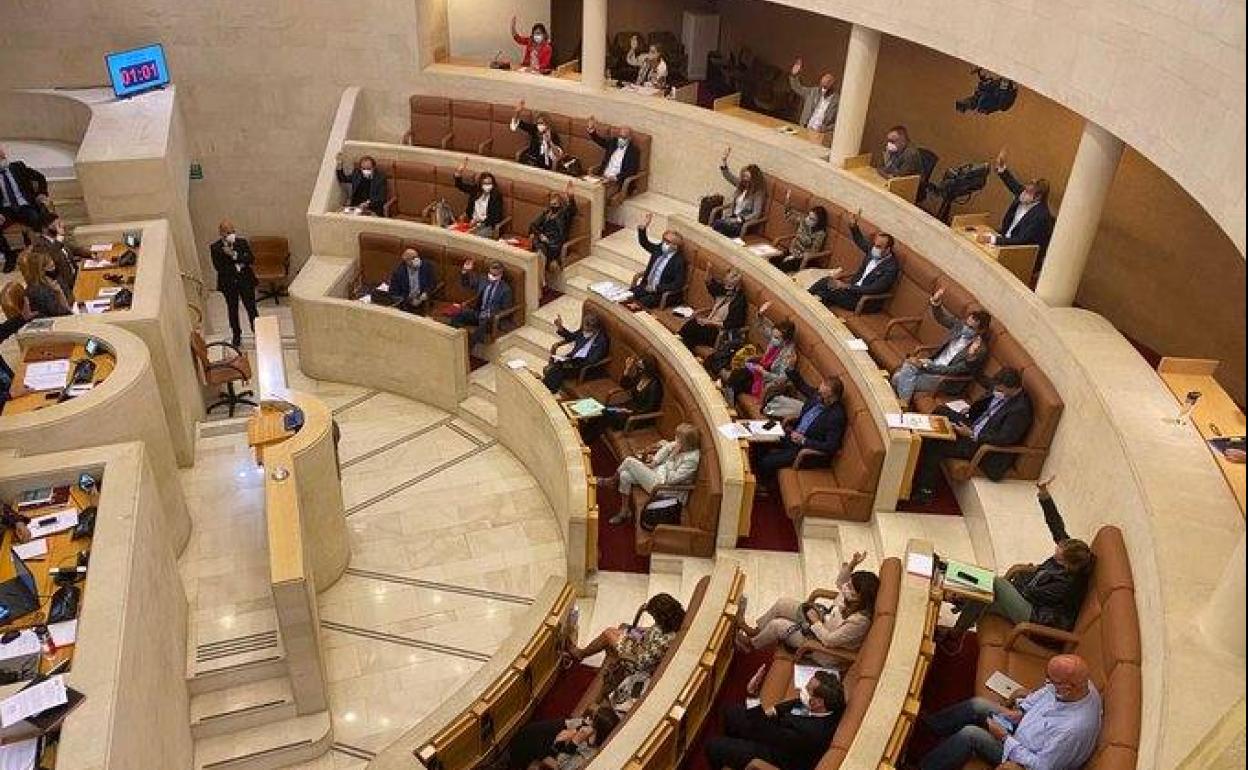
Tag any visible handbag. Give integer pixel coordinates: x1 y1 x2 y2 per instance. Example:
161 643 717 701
763 395 804 418
427 198 456 228
640 497 683 532
697 194 724 225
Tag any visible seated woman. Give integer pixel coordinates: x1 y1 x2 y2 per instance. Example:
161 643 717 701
453 159 505 238
596 423 700 525
945 476 1094 647
510 16 553 73
891 288 990 407
677 269 747 351
529 183 578 278
19 247 71 318
770 195 829 273
717 302 796 405
711 148 767 238
579 354 664 444
566 593 687 710
512 100 565 171
736 551 880 667
508 705 620 770
627 39 669 90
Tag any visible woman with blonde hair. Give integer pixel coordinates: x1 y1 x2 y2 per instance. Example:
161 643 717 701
18 246 70 317
597 423 701 525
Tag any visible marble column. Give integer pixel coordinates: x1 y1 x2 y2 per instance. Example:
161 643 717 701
829 24 882 166
1035 120 1124 306
1198 533 1246 657
581 0 607 90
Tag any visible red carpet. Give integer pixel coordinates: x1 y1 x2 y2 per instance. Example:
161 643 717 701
680 647 773 770
902 631 981 764
588 438 651 573
532 662 599 721
736 488 799 552
539 286 563 306
896 473 963 516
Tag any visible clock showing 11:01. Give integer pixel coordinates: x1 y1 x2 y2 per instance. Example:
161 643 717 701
105 43 171 99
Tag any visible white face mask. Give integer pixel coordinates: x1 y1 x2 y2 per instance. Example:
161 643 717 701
407 259 421 269
488 273 501 282
361 168 374 178
537 123 548 134
55 233 65 243
481 182 494 192
870 246 885 259
799 687 813 709
532 33 545 43
841 584 858 603
617 137 629 148
886 141 900 153
662 242 677 255
225 233 237 245
1019 192 1035 205
806 214 818 227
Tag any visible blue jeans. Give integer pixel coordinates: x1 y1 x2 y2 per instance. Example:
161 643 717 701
919 697 1005 770
892 362 944 404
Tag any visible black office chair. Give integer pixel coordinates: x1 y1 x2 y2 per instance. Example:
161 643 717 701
917 148 940 205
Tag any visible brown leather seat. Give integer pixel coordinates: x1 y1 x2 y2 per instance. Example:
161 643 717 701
190 331 255 417
403 96 452 148
388 161 438 221
973 526 1140 770
248 235 291 304
448 99 495 156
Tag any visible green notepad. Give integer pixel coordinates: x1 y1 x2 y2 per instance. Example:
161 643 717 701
944 559 995 594
569 398 605 418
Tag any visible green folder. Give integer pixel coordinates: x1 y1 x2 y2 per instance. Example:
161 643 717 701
944 559 996 595
569 398 605 418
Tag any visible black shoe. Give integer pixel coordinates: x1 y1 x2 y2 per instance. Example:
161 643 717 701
1 262 13 274
910 488 936 505
231 336 242 349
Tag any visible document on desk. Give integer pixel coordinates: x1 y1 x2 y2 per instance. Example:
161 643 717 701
25 509 78 540
0 738 37 770
588 281 633 303
717 422 752 440
505 359 529 371
670 305 695 318
21 359 70 392
745 420 784 438
48 620 77 648
0 631 41 663
906 551 934 578
88 244 112 254
80 259 112 270
11 540 47 561
944 399 971 414
746 243 783 258
0 675 67 727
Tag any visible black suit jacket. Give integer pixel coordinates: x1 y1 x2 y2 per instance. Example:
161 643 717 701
388 259 437 300
210 237 257 292
515 120 563 170
788 369 847 458
555 327 609 369
0 161 48 207
461 273 513 318
997 169 1054 257
634 228 687 299
738 700 841 770
589 132 641 182
704 278 749 331
1008 494 1089 631
336 167 387 213
454 175 505 227
843 223 900 300
955 391 1034 480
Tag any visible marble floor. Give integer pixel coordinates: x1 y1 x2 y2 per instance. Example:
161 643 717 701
179 366 566 769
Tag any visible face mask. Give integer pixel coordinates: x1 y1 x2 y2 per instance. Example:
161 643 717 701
1019 192 1035 205
408 259 421 269
549 202 560 211
841 585 858 603
482 183 494 192
806 214 818 227
960 325 978 339
799 687 813 709
886 141 900 153
488 273 501 282
870 246 884 259
225 233 237 245
361 169 374 178
54 233 65 243
537 123 548 134
532 34 545 43
662 242 677 255
993 389 1008 400
617 138 629 148
771 333 785 346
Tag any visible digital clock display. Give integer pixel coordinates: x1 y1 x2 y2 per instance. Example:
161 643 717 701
105 44 170 98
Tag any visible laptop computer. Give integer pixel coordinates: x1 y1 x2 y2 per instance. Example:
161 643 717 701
0 551 40 626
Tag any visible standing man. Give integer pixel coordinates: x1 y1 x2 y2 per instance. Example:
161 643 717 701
335 153 387 216
0 146 52 273
982 148 1056 265
789 58 840 136
210 220 259 348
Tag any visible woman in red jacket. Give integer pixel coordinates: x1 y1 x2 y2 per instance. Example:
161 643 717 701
510 16 553 73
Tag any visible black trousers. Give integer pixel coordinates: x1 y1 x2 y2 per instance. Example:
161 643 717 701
913 433 978 493
712 216 745 238
221 283 258 345
542 359 587 393
705 705 791 770
758 439 802 477
507 718 563 768
679 319 720 350
631 286 665 309
0 204 46 269
808 277 859 311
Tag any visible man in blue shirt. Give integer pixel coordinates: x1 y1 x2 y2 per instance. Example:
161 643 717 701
916 654 1102 770
757 369 847 476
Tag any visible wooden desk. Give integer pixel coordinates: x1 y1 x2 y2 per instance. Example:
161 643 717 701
899 414 956 500
711 93 828 146
1157 357 1247 513
842 153 921 204
949 214 1039 285
72 242 136 310
2 343 116 416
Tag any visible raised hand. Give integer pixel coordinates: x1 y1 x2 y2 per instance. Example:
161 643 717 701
850 550 867 568
1036 475 1056 496
458 157 469 174
565 180 574 194
784 188 792 204
851 208 862 227
930 287 946 304
462 258 475 272
642 212 654 229
759 300 772 314
791 57 803 76
516 98 526 112
553 314 564 329
586 115 597 134
995 147 1008 172
721 146 732 165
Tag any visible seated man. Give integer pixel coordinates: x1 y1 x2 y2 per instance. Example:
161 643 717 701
878 125 923 179
911 367 1034 502
916 654 1101 770
450 258 513 347
542 310 608 393
586 116 640 200
789 57 840 135
808 212 899 312
891 287 991 407
982 148 1056 266
334 153 387 215
36 214 88 300
387 248 436 314
705 668 845 770
630 212 686 309
0 145 52 273
757 369 846 477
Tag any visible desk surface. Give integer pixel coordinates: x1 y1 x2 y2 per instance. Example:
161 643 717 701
441 55 578 81
72 243 136 310
2 343 116 417
714 105 828 146
1158 359 1246 513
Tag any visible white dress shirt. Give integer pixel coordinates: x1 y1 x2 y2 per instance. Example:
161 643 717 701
472 194 491 223
854 256 885 287
604 143 629 180
806 92 837 131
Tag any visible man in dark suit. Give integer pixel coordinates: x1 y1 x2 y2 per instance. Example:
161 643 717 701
706 668 845 770
982 149 1055 266
542 311 609 393
758 369 848 476
911 367 1034 502
335 153 387 216
879 125 924 178
387 248 437 314
210 219 259 348
631 212 687 308
36 214 89 300
0 146 52 272
451 258 513 347
809 214 900 313
587 116 640 200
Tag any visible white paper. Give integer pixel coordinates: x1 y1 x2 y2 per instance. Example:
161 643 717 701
376 282 389 292
88 244 112 254
729 237 747 246
47 620 77 648
25 510 79 540
945 399 971 414
0 631 41 662
717 423 752 440
506 359 529 371
906 552 934 578
0 674 67 727
358 295 373 304
671 305 695 318
21 359 70 392
793 664 838 692
904 413 935 431
11 540 47 561
588 281 633 303
96 286 122 298
65 383 95 398
744 697 761 709
845 338 870 351
985 670 1025 700
80 258 112 270
0 738 37 770
746 420 784 437
747 243 783 258
83 299 112 314
885 413 906 429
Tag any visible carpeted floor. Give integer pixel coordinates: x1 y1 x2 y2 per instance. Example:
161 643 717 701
588 438 652 573
901 630 981 764
896 472 963 516
680 647 773 770
736 487 800 552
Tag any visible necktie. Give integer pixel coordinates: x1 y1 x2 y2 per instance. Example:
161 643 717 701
0 170 20 208
482 282 496 317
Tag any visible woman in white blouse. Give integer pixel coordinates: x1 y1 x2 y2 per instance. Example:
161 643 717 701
736 551 881 666
596 423 701 525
